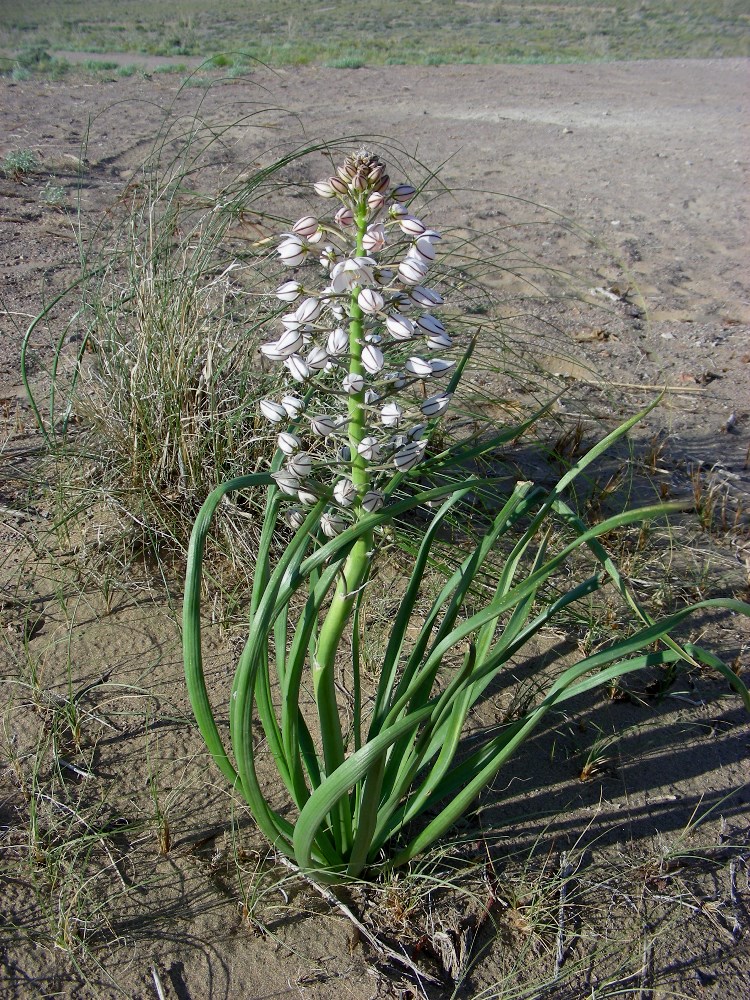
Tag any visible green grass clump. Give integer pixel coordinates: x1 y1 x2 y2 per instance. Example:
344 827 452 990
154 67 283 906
2 149 39 180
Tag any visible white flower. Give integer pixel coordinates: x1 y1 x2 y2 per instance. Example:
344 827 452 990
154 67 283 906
364 388 381 405
292 216 320 239
277 431 300 454
271 470 301 496
277 236 306 267
310 415 339 437
285 354 311 382
386 312 414 341
361 344 385 374
367 191 386 212
277 280 302 303
330 258 373 294
260 399 287 423
398 256 430 285
319 245 337 269
421 392 452 417
321 510 347 538
287 452 313 478
281 394 304 418
284 506 307 529
342 372 364 395
327 327 349 356
333 478 357 507
361 490 384 513
393 439 427 472
380 401 403 427
421 229 442 244
404 356 433 378
357 437 382 462
358 288 385 314
362 223 386 252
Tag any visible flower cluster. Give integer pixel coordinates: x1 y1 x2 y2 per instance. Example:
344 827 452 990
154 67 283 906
259 150 455 535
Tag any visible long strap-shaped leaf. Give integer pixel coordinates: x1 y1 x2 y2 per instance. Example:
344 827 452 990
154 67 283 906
184 473 273 791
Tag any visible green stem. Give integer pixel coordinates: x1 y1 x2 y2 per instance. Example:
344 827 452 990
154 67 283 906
311 197 373 855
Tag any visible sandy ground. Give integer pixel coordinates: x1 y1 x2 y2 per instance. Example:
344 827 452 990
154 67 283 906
1 59 749 999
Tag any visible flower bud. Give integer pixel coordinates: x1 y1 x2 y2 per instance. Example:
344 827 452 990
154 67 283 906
416 314 445 336
425 331 453 350
410 237 436 263
358 288 385 314
364 388 381 405
271 470 301 496
405 356 433 378
287 452 313 478
285 354 311 382
329 174 349 195
298 484 320 506
277 237 306 267
380 401 403 427
306 345 329 371
410 285 444 307
277 280 303 303
398 256 430 285
398 216 426 237
362 223 386 253
321 510 347 538
421 392 452 417
333 478 357 507
342 372 364 395
327 328 349 356
361 344 385 375
357 437 382 462
275 328 304 355
281 394 304 417
335 205 355 227
367 191 386 212
313 179 337 199
295 296 322 323
393 439 427 472
361 490 385 514
277 431 300 454
391 184 416 203
429 359 455 375
284 506 306 529
260 340 288 362
386 313 414 340
310 415 339 437
260 399 287 423
292 215 320 239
